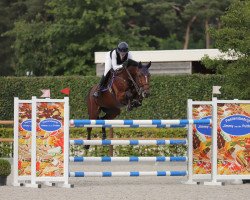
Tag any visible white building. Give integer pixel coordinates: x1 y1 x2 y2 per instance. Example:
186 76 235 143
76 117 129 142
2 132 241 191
94 49 236 76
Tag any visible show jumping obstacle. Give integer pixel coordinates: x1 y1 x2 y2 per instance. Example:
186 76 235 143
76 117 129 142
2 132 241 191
67 119 205 180
13 97 250 188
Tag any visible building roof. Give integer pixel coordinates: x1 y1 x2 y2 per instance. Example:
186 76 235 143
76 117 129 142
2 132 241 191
94 49 237 63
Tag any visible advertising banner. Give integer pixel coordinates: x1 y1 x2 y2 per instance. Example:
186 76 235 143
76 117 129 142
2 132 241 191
217 103 250 175
192 104 212 174
35 102 65 177
18 103 32 176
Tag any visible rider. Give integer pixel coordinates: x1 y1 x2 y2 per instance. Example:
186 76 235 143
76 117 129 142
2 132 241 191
93 42 133 97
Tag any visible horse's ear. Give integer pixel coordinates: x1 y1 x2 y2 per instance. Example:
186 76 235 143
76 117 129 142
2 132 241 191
146 61 151 69
138 61 142 68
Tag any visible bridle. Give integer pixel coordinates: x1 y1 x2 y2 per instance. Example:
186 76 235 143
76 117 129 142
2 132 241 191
125 66 149 97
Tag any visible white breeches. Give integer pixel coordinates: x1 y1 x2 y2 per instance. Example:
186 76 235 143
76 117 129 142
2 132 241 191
104 53 112 76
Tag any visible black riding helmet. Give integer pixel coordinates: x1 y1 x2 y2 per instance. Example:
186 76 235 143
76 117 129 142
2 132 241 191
117 42 129 53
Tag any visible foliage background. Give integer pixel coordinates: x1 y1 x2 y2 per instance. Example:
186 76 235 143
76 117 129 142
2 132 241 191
1 0 232 76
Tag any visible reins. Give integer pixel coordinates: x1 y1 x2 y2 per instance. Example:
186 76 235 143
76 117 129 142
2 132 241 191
124 66 141 96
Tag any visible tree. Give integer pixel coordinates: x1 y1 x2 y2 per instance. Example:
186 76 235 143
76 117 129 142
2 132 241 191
138 0 188 49
7 0 154 76
203 0 250 99
0 0 46 76
0 1 11 76
2 0 235 76
0 0 23 76
182 0 231 49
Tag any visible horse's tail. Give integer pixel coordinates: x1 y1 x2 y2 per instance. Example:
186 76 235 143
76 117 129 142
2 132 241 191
85 85 99 115
85 85 98 102
85 87 91 102
84 86 93 118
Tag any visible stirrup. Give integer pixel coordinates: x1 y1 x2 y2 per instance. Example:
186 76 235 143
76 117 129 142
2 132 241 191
93 91 99 97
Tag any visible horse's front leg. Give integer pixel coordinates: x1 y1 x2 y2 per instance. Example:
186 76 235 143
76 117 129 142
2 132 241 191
132 98 142 108
125 90 133 111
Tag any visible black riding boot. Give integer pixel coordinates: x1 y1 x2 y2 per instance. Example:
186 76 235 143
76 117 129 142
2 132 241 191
93 75 106 97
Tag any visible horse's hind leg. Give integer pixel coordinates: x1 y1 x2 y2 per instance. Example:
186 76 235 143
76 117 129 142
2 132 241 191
94 117 106 140
101 108 121 140
102 127 106 140
87 128 92 140
84 127 92 150
86 89 101 150
99 116 106 140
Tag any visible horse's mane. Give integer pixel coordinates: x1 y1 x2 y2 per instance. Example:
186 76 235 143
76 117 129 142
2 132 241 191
127 59 139 67
113 59 138 76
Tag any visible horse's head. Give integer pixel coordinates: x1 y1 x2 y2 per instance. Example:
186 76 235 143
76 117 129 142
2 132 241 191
127 60 151 98
136 61 151 98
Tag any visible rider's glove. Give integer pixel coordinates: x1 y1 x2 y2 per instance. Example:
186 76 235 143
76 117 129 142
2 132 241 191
122 60 129 68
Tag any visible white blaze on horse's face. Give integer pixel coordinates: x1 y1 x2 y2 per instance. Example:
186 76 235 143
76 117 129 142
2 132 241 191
137 62 151 98
141 74 150 98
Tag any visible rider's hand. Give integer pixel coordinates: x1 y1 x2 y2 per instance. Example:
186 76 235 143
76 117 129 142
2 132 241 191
122 60 129 67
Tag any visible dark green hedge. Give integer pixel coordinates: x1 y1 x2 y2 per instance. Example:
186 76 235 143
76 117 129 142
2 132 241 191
0 75 226 120
0 128 13 157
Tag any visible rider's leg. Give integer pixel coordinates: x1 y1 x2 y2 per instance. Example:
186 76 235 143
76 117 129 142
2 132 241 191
93 75 106 97
93 53 111 98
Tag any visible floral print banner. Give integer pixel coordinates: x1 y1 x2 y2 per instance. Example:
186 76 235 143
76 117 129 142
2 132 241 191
217 103 250 175
192 103 250 175
192 105 212 174
18 103 32 176
36 102 65 177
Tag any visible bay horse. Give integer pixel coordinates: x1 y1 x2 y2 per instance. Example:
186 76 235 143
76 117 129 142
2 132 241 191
85 59 151 147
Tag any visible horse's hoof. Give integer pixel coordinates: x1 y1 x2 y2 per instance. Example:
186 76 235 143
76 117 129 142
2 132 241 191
127 105 132 111
84 145 90 150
